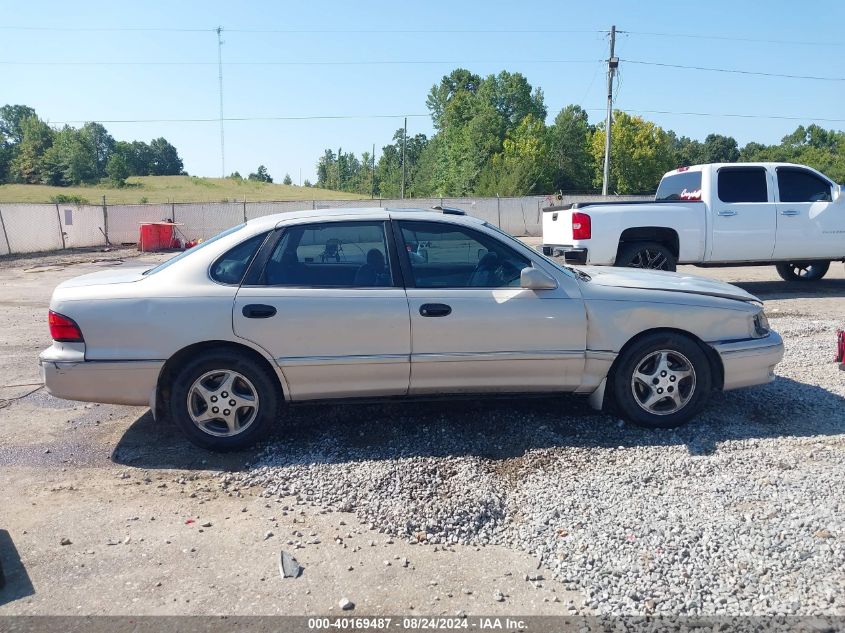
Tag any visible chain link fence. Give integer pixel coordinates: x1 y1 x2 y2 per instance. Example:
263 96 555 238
0 194 651 256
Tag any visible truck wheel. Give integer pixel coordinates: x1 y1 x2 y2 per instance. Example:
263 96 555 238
168 351 280 451
616 242 677 272
775 261 830 282
610 332 712 429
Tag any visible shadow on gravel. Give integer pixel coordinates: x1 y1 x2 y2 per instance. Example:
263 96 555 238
0 529 35 606
730 276 845 301
112 375 845 472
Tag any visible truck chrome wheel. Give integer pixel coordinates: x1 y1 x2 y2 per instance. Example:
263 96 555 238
630 349 696 415
187 369 260 437
628 248 670 270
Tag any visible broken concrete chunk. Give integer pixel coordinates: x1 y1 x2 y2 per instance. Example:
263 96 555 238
339 597 355 610
279 550 302 578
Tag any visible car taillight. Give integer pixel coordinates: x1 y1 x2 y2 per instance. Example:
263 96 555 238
572 212 591 240
49 310 84 342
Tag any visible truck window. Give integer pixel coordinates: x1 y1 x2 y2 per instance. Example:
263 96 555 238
718 168 768 203
655 172 702 201
776 168 832 203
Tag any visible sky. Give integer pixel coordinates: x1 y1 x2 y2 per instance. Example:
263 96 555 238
2 0 844 183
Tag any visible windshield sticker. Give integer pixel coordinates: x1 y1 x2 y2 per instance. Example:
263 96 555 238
680 188 702 200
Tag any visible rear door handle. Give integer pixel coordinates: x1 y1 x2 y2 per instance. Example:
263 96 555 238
242 304 277 319
780 209 799 216
717 210 737 217
419 303 452 317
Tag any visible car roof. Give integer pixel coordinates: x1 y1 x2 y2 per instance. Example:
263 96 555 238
246 207 486 231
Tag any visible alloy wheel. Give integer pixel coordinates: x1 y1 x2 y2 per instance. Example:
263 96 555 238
187 369 260 437
629 248 670 270
630 349 696 415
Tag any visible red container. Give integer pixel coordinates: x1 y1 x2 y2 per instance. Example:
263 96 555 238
139 223 175 252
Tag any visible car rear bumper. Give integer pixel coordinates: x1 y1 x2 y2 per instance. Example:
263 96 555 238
541 244 588 265
39 352 163 406
710 332 784 391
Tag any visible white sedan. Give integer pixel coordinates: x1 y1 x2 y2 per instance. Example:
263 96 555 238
40 208 783 450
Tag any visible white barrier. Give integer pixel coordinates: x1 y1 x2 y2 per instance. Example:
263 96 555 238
0 194 651 255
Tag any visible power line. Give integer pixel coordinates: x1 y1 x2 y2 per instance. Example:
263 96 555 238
622 59 844 82
47 110 845 126
0 25 605 34
623 30 843 47
0 58 602 67
48 114 432 124
589 108 845 123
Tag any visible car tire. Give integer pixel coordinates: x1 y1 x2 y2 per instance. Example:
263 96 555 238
168 351 280 451
610 332 712 429
616 242 677 272
775 261 830 282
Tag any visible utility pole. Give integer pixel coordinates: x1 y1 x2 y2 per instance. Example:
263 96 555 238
601 25 618 196
216 26 225 178
401 117 407 199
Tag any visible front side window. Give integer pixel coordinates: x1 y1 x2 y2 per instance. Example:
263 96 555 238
210 232 268 284
262 221 393 287
718 168 768 203
777 168 832 203
399 221 530 288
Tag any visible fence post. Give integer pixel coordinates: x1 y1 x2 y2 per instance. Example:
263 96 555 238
243 198 247 222
0 207 11 254
170 201 176 224
312 200 316 210
496 195 501 227
102 195 110 245
54 203 66 249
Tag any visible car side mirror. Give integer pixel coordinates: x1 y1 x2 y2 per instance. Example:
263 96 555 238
520 267 557 290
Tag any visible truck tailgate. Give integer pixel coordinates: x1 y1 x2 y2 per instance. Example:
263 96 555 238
542 208 573 246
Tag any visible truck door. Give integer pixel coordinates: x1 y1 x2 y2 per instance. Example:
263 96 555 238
773 166 844 260
709 166 777 263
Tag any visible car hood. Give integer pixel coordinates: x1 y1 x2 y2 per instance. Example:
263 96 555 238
56 267 149 289
575 266 759 303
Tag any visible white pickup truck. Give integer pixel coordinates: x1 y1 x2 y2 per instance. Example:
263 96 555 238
541 162 845 281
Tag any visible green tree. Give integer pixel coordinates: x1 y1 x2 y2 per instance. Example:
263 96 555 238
80 122 115 178
248 165 273 183
549 105 594 191
0 105 37 144
106 153 130 187
590 111 675 193
282 173 293 185
701 133 739 163
9 115 53 183
148 137 183 175
41 125 98 185
477 114 552 196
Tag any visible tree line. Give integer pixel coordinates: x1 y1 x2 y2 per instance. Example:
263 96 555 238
0 105 184 188
314 68 845 197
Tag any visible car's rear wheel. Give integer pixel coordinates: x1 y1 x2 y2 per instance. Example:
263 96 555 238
775 261 829 282
168 351 280 451
616 242 677 272
610 332 712 429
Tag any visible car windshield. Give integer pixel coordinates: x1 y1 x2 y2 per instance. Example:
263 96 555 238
142 223 247 275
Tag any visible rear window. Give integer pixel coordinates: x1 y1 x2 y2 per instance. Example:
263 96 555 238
143 223 247 276
655 171 702 201
718 168 768 203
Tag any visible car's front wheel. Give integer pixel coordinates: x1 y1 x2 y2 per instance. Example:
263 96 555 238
610 332 712 429
168 351 280 451
775 261 830 282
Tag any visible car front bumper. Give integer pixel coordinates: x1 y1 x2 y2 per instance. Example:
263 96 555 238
39 351 163 406
710 332 784 391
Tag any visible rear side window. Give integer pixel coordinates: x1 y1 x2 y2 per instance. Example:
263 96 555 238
655 171 702 201
777 168 832 203
210 232 268 284
262 221 393 288
718 168 768 203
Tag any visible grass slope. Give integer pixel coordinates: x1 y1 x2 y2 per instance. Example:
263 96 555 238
0 176 368 204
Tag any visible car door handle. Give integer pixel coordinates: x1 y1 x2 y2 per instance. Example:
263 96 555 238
242 304 277 319
419 303 452 317
717 210 737 217
780 209 800 216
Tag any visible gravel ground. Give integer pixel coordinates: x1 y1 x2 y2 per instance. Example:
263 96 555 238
230 315 845 616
